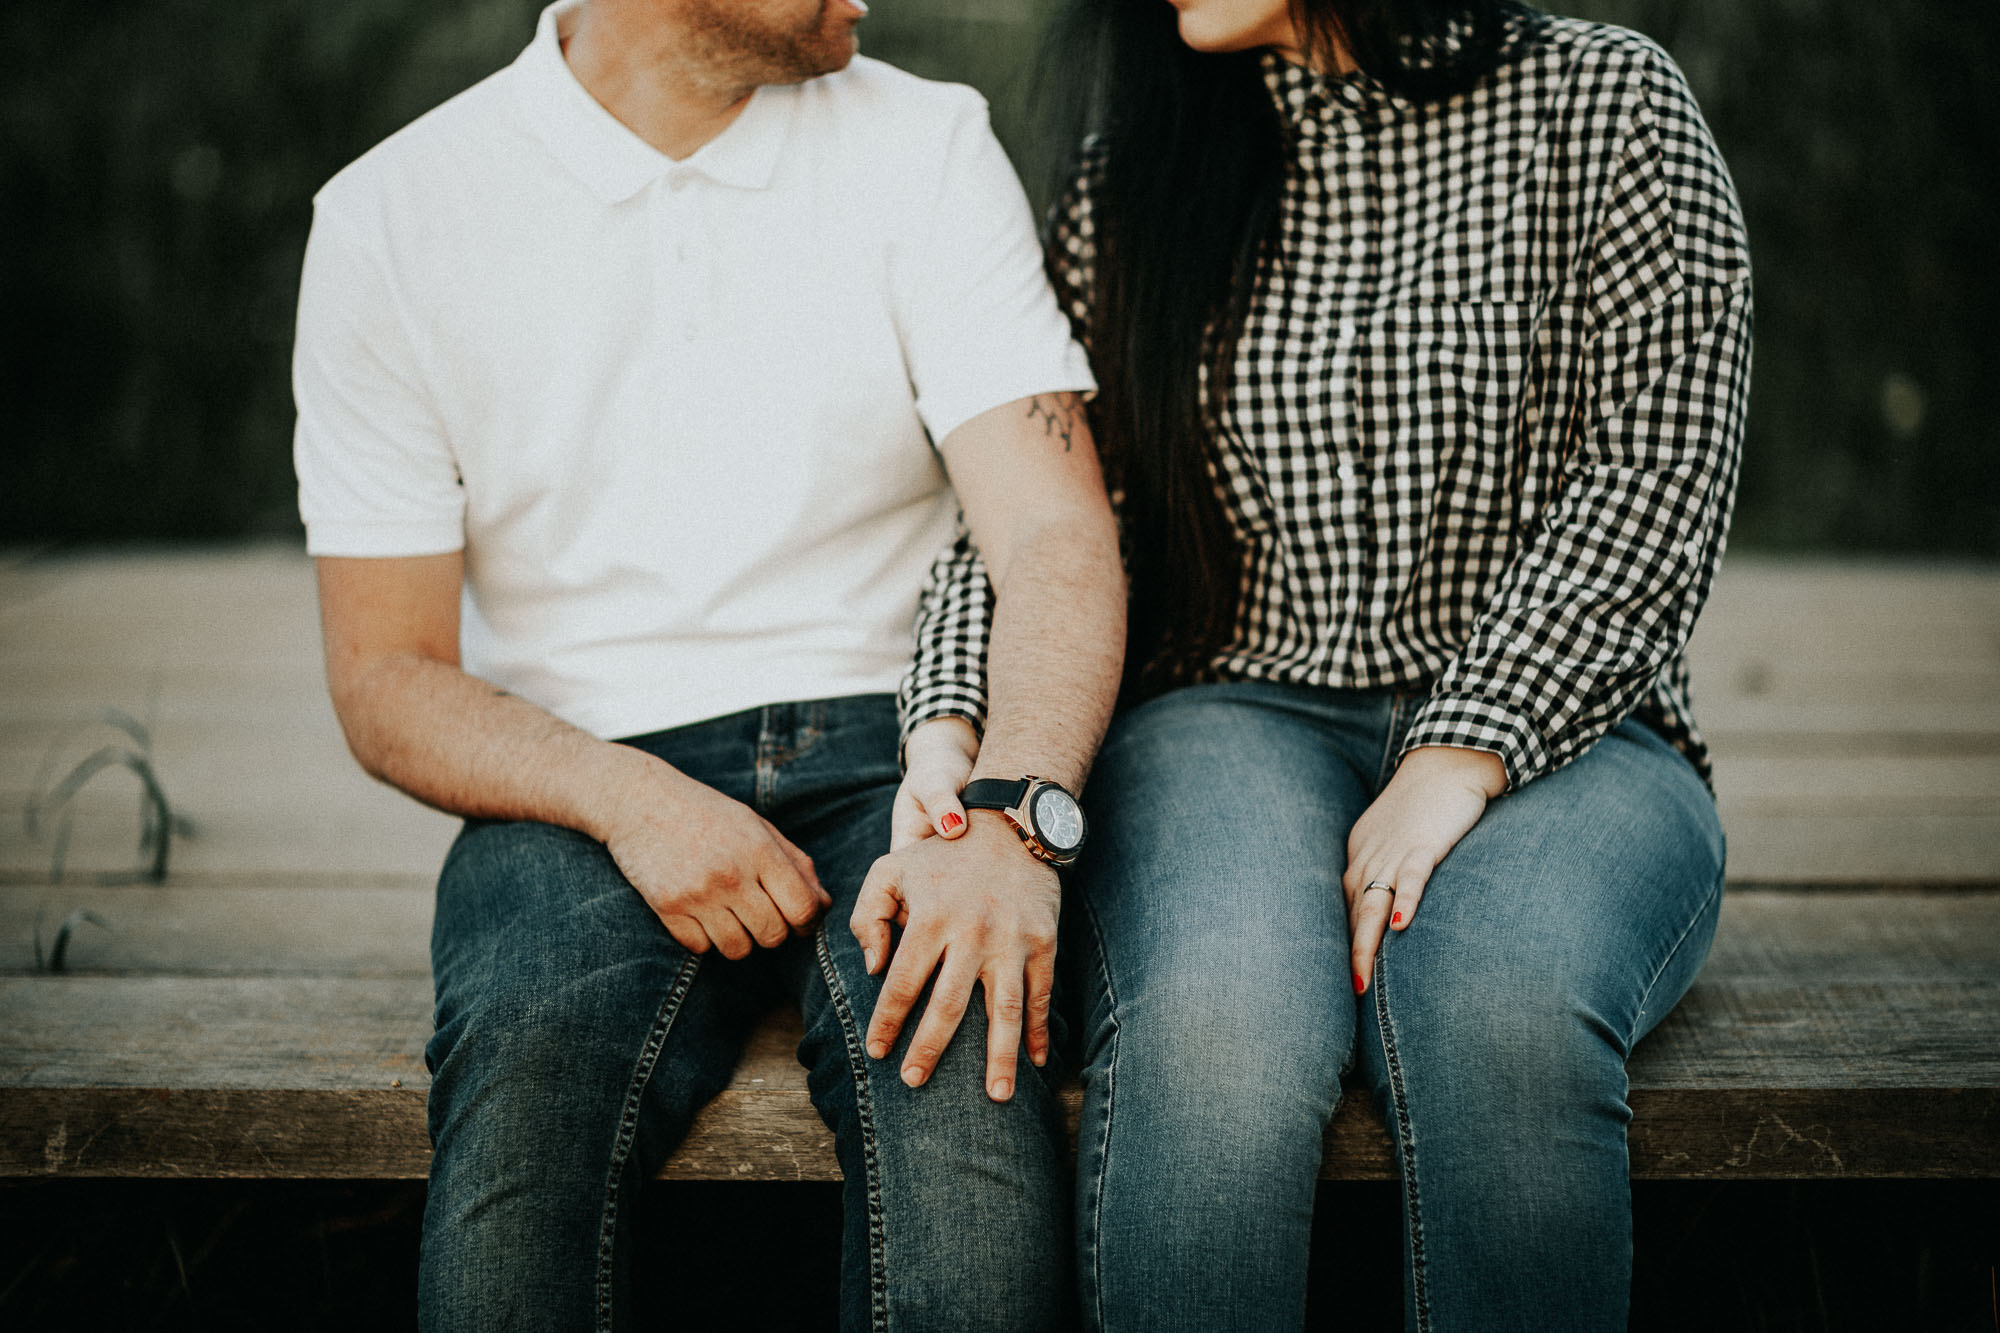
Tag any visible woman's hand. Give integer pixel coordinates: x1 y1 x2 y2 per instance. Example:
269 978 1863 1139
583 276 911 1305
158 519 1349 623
1344 745 1508 995
890 716 980 851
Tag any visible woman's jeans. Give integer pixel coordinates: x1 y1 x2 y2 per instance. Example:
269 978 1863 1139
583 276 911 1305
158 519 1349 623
1064 680 1726 1333
417 694 1071 1333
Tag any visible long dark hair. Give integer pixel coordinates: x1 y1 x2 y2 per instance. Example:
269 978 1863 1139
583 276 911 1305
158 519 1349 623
1042 0 1526 701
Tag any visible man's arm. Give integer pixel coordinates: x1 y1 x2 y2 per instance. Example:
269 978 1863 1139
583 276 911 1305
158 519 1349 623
851 390 1124 1103
318 551 828 959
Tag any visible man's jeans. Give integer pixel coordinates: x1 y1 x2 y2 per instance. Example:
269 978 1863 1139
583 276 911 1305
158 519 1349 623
417 694 1071 1333
1063 681 1726 1333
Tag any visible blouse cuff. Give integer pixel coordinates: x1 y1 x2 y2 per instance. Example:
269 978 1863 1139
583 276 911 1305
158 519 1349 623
1399 692 1553 792
896 690 987 770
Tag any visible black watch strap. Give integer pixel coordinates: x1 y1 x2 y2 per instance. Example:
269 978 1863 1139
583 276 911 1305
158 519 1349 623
960 778 1030 811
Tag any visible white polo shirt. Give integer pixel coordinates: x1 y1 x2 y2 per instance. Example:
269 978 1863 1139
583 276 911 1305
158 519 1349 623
294 0 1092 740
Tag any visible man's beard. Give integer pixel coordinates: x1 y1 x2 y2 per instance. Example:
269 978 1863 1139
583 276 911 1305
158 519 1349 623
683 0 858 86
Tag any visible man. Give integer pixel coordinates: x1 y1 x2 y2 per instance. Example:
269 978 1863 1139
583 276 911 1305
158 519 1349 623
291 1 1124 1327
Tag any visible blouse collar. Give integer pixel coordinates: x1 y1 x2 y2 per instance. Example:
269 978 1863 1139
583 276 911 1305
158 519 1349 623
1257 49 1390 128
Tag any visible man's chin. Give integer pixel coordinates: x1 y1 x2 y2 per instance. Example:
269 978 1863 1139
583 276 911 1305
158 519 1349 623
811 31 862 77
765 31 858 84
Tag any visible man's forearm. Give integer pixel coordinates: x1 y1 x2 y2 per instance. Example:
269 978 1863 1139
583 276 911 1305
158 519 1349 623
331 651 645 841
969 510 1125 791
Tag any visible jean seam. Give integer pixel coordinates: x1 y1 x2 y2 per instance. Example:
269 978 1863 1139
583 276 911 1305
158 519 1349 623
1372 959 1432 1332
1626 861 1728 1051
1077 896 1122 1333
755 707 780 810
1375 692 1415 791
814 925 891 1333
594 950 703 1333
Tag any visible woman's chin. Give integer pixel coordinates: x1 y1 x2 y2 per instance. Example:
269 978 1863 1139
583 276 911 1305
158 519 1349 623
1174 13 1257 54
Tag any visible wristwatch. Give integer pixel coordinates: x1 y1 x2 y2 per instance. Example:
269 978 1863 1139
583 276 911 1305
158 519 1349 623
958 776 1087 867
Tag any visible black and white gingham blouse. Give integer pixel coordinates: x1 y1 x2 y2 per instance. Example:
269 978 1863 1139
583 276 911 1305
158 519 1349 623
900 15 1753 789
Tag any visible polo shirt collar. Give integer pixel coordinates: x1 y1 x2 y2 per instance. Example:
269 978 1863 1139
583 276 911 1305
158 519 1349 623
513 0 795 204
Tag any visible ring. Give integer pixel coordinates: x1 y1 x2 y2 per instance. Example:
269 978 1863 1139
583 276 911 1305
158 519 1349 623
1363 881 1394 896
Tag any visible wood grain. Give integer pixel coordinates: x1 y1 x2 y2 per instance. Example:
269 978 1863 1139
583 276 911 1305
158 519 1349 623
5 1081 1990 1183
3 892 1994 1180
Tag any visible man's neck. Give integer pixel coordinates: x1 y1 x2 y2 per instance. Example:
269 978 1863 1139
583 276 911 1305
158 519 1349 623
562 0 756 162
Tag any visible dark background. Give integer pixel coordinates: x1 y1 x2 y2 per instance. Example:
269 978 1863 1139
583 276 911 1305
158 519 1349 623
4 1178 1998 1331
2 0 1996 552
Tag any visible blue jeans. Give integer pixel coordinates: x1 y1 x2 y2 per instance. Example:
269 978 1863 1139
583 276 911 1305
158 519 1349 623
1064 681 1725 1332
418 694 1072 1332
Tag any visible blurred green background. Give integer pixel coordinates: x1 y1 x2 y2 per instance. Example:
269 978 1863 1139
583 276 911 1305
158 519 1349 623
3 0 1995 553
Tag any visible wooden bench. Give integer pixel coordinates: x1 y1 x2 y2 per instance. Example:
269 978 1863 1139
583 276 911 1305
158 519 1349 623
2 550 1997 1182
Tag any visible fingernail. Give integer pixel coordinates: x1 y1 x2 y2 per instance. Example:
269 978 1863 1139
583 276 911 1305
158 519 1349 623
902 1065 924 1087
1392 911 1403 926
991 1078 1011 1101
863 948 877 972
867 1041 886 1059
941 812 964 833
1353 973 1365 994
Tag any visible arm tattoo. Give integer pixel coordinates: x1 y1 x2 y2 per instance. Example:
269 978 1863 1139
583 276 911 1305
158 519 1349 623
1025 393 1082 453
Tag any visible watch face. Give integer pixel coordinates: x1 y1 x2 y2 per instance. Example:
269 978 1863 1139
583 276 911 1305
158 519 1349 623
1030 786 1085 853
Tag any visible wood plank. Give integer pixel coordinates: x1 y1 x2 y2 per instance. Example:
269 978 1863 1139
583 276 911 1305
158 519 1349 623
9 1085 1992 1182
1623 1088 1998 1180
1719 817 2000 885
1687 560 2000 626
15 965 1983 1103
7 551 1998 887
3 895 1991 1091
1714 756 2000 809
0 785 460 881
1629 982 2000 1087
5 1079 1992 1185
0 885 433 976
1714 755 2000 883
7 874 1993 984
1683 561 2000 746
0 977 430 1090
1702 891 2000 979
2 893 1994 1180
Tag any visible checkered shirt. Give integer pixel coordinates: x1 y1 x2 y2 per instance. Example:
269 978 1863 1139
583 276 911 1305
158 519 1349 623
899 16 1753 789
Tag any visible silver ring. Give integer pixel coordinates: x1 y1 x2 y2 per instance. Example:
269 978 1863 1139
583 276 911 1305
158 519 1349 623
1363 881 1394 896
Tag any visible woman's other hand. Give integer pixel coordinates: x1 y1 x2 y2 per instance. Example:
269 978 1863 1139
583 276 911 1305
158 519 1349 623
891 716 980 852
1344 745 1508 994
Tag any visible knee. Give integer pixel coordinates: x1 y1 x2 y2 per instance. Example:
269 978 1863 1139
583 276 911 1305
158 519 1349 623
429 941 699 1152
430 831 691 1101
1368 963 1628 1139
1104 975 1351 1156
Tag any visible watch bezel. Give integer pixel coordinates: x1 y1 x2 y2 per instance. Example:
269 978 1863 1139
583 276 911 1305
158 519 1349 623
1025 782 1086 857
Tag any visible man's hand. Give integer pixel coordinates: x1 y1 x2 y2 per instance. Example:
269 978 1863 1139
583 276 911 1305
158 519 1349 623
1343 746 1508 994
851 815 1058 1103
891 717 979 851
597 748 830 960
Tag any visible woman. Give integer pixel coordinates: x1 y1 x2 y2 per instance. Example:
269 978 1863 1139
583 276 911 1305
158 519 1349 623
893 0 1751 1327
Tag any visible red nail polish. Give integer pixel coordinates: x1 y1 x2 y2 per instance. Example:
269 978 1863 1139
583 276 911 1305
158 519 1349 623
1353 973 1365 994
1392 911 1403 926
941 812 964 832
